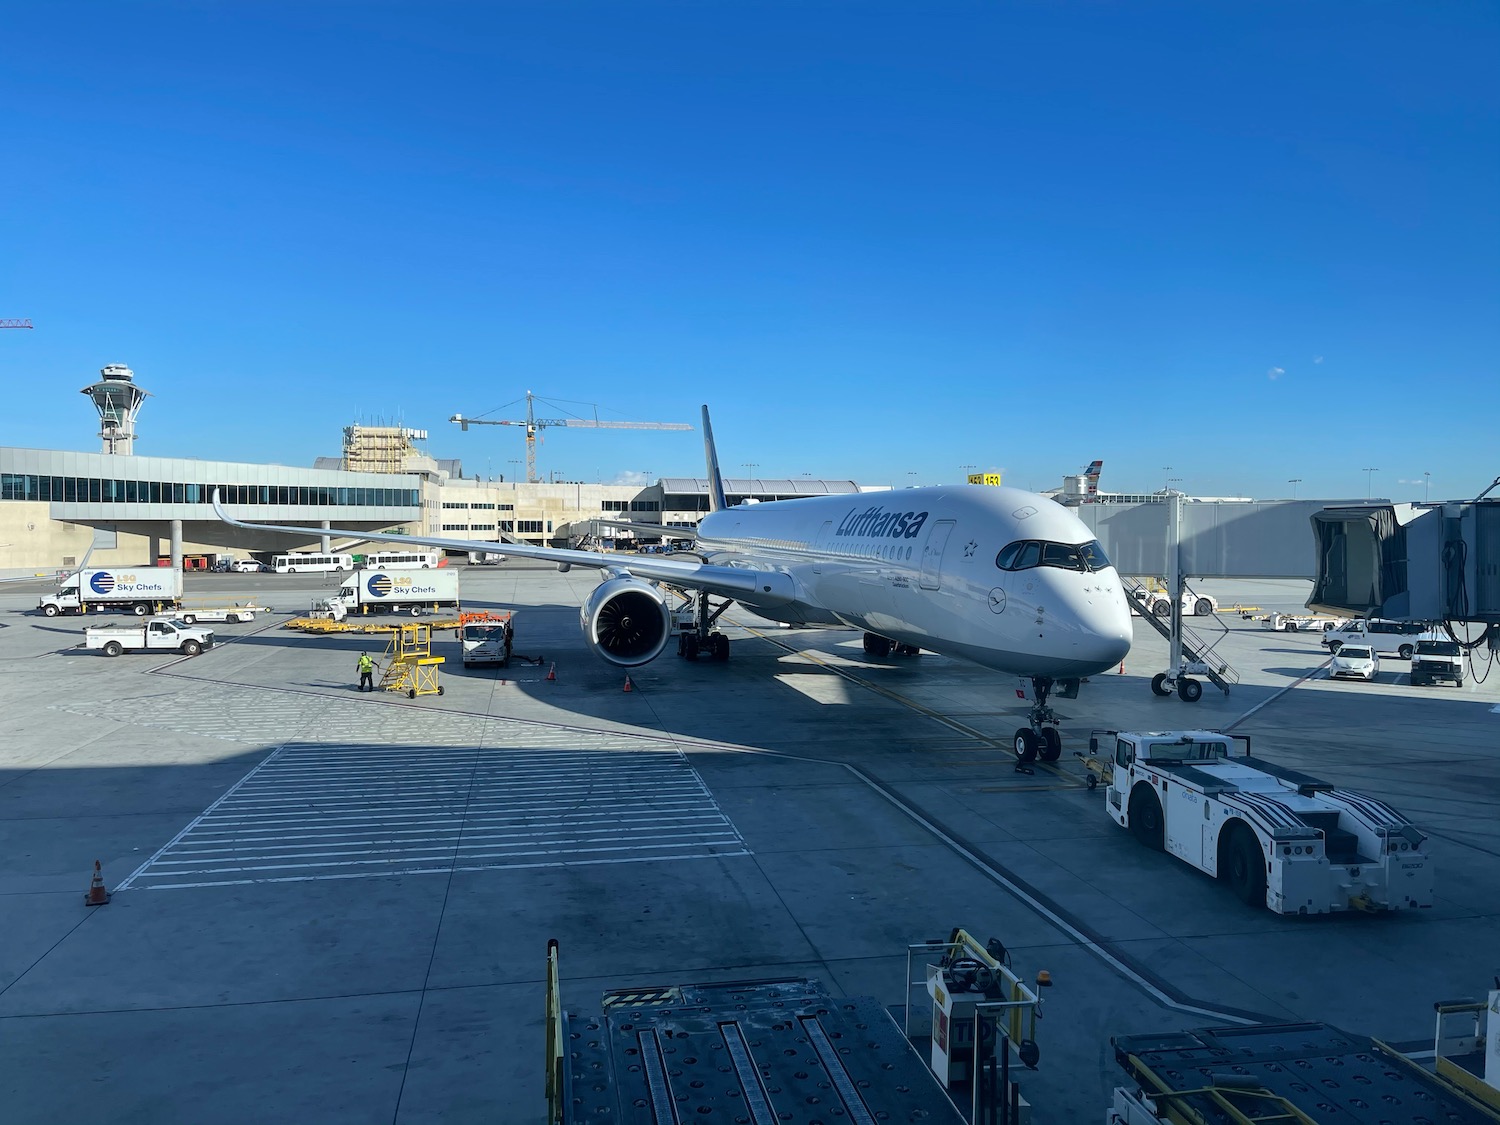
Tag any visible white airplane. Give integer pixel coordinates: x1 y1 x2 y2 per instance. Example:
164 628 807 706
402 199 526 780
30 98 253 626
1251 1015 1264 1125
212 407 1132 762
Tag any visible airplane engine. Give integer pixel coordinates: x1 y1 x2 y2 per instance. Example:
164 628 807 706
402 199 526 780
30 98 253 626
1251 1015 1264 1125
580 577 673 667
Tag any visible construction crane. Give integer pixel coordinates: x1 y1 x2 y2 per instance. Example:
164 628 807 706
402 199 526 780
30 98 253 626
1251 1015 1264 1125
450 391 692 483
1 319 34 329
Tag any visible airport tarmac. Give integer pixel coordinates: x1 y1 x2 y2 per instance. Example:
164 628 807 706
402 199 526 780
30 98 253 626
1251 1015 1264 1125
1 565 1497 1124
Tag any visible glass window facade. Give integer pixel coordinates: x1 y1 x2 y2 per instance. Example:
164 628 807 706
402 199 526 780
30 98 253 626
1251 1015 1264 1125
0 473 419 508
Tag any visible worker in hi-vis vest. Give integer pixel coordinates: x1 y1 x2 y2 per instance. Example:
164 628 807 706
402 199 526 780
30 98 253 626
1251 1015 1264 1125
356 652 376 692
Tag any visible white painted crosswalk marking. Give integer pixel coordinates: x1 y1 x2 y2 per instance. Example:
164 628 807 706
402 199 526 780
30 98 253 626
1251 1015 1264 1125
121 744 748 889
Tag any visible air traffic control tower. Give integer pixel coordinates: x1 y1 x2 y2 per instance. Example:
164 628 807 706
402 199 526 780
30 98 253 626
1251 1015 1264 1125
81 364 149 455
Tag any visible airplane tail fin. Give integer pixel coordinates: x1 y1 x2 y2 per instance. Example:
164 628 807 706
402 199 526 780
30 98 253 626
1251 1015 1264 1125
702 405 727 513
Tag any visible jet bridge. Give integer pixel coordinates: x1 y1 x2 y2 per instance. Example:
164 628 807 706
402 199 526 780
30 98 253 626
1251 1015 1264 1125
1075 496 1347 703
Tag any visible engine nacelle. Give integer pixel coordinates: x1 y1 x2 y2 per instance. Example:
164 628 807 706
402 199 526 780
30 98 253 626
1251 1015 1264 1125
579 576 673 667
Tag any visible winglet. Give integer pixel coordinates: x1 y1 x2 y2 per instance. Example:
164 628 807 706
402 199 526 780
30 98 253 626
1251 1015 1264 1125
702 405 727 513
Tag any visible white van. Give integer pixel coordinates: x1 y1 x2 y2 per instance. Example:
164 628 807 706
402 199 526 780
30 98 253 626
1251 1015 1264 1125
364 550 440 570
1322 618 1436 659
272 553 354 574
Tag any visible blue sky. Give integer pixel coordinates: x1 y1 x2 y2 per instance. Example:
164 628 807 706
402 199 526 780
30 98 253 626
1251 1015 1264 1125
2 3 1495 500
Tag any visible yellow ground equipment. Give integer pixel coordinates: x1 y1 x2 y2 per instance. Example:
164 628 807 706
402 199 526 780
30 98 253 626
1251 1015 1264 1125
378 623 446 698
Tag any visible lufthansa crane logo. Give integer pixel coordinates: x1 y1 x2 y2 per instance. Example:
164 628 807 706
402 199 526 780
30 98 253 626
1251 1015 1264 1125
987 588 1006 614
368 574 393 598
90 573 116 595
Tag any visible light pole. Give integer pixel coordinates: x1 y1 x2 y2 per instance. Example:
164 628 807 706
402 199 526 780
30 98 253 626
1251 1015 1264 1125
507 459 521 483
1363 467 1378 499
961 463 977 482
1167 477 1183 493
1162 466 1173 491
1423 471 1431 502
1288 478 1302 499
907 471 918 489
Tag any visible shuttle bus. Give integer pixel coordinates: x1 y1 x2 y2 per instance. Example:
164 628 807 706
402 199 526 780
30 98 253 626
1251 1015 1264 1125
272 553 354 574
364 550 442 570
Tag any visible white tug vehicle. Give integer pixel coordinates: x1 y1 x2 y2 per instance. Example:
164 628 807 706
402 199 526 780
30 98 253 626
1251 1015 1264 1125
1092 729 1432 915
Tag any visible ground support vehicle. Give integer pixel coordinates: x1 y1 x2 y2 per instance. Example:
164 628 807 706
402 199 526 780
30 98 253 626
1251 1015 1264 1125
1323 617 1437 658
1108 1015 1500 1125
1412 639 1466 686
40 568 183 618
458 611 513 667
548 925 1046 1125
83 617 215 657
177 603 274 625
330 569 460 617
1262 612 1345 632
1133 585 1218 618
1100 729 1432 914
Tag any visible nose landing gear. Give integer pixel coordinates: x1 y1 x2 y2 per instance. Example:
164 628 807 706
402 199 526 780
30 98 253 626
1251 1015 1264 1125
1013 676 1064 771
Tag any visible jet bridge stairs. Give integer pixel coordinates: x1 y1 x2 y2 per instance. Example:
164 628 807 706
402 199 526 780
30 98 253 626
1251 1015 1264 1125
1124 578 1240 697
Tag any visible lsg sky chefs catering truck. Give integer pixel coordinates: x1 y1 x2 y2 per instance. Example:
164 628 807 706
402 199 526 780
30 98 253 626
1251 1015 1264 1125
323 570 461 617
39 568 184 617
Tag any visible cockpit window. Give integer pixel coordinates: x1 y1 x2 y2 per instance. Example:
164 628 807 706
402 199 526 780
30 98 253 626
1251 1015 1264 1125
1078 540 1111 572
995 541 1023 569
1041 542 1084 571
996 538 1113 573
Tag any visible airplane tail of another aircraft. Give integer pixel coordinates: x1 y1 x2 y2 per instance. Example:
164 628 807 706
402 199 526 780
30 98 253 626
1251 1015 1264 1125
702 405 727 513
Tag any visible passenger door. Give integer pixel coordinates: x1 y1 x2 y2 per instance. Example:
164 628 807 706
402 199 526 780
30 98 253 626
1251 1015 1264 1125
919 521 956 590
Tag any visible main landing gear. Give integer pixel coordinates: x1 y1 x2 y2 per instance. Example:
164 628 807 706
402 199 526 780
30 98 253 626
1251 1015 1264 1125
1013 676 1063 771
677 590 732 662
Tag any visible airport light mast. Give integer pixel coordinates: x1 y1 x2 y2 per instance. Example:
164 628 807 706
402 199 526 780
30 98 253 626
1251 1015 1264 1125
450 391 691 483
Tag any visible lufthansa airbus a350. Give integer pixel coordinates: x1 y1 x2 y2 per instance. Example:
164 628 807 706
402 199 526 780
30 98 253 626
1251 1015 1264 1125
213 407 1132 762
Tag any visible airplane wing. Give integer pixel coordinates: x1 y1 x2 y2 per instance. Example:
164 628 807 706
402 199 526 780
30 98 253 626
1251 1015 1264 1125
210 492 791 603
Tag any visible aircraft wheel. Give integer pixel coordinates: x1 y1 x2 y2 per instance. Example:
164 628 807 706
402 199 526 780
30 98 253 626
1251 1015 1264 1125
1150 673 1172 697
862 632 892 658
1013 728 1038 764
682 633 700 661
1038 727 1062 762
1128 785 1164 851
1178 677 1203 702
1222 824 1267 907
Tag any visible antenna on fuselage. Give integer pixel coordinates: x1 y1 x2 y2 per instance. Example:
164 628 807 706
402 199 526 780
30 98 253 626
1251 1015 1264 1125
701 405 727 513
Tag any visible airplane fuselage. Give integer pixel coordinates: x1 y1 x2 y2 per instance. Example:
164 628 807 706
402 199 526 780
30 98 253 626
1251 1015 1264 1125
694 485 1133 679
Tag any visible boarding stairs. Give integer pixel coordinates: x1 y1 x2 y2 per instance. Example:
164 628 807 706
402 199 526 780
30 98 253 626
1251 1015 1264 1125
1124 578 1240 695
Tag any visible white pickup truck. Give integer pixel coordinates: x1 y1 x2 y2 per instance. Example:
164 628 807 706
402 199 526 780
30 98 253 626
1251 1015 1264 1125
84 617 216 657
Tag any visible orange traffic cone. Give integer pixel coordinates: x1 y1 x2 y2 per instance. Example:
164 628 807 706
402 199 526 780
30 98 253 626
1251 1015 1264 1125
623 675 633 693
545 663 556 682
1117 661 1125 675
85 860 110 907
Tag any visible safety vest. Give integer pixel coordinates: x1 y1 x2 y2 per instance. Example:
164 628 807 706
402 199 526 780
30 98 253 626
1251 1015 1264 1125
358 656 374 672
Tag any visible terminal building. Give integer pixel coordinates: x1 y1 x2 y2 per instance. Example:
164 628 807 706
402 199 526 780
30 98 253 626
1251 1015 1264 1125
0 367 870 573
